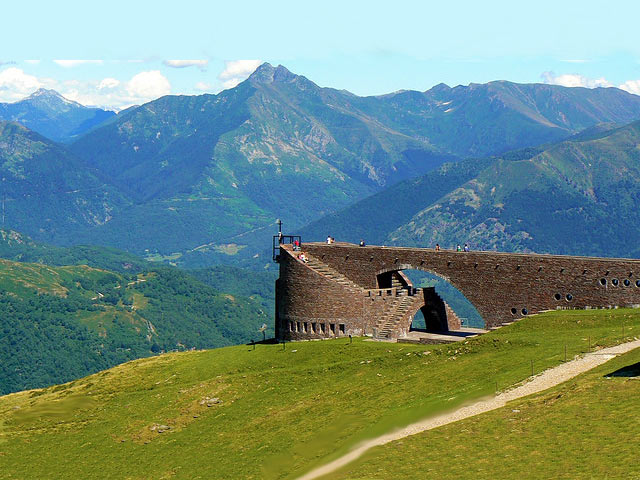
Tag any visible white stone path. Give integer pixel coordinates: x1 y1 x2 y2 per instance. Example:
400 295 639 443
297 338 640 480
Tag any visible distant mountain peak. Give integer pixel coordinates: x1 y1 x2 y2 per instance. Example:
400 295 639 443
248 62 276 83
22 88 82 108
248 63 300 85
28 88 62 98
0 88 116 142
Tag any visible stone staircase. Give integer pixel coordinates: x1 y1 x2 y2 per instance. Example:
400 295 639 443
301 253 454 340
303 254 364 292
376 295 417 339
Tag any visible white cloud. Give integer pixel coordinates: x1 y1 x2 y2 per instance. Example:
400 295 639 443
0 67 44 101
194 81 211 91
24 60 40 65
163 59 208 70
541 71 613 88
618 80 640 95
98 78 120 90
218 59 262 90
53 60 104 68
0 67 174 110
541 71 640 96
59 72 169 110
126 70 171 100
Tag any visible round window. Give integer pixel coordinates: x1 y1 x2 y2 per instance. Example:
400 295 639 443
624 279 631 287
566 293 573 301
554 293 562 301
600 278 607 286
521 308 528 315
636 280 640 288
510 307 517 315
612 278 619 286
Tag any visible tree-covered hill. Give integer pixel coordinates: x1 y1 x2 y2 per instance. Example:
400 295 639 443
0 258 270 395
0 229 148 272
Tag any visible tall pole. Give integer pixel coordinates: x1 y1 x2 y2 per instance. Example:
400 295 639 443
277 219 282 234
2 177 5 228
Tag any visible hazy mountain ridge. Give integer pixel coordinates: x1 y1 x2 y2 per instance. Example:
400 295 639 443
356 80 640 157
0 121 129 241
0 89 115 143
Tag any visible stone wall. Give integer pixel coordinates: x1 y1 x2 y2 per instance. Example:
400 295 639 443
276 242 640 340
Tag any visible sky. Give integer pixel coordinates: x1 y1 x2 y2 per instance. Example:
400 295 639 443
1 0 640 110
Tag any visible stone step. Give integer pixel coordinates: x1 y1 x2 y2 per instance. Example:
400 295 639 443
304 254 364 292
376 296 415 338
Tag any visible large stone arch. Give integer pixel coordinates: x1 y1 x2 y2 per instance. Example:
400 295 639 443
375 264 473 332
376 263 476 332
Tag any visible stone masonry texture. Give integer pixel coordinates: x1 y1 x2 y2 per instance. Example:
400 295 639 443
275 243 640 340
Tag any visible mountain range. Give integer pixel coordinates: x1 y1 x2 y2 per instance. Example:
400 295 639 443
0 89 115 143
4 63 640 265
303 120 640 258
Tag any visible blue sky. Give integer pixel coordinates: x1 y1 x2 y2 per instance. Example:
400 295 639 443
1 0 639 109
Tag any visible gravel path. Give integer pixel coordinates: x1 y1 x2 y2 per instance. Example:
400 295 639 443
297 338 640 480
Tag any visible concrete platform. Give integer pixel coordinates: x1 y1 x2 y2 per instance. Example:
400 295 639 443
397 327 488 345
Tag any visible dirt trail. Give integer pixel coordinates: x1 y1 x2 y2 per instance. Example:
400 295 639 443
297 338 640 480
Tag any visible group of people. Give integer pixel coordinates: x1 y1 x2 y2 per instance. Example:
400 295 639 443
435 243 471 252
325 235 367 246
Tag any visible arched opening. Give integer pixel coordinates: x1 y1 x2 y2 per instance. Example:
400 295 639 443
405 270 484 329
376 268 484 334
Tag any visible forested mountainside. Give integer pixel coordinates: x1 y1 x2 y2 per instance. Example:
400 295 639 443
0 232 274 394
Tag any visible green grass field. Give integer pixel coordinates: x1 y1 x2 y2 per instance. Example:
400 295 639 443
0 308 638 479
331 346 640 479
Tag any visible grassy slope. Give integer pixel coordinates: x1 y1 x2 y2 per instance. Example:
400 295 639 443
332 347 640 480
0 309 639 479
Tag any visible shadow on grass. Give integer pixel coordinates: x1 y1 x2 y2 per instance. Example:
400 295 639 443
604 362 640 378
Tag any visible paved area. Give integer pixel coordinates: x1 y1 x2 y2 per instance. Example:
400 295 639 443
296 337 640 480
399 327 488 344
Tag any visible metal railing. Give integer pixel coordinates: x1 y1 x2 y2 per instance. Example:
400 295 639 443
273 235 302 262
